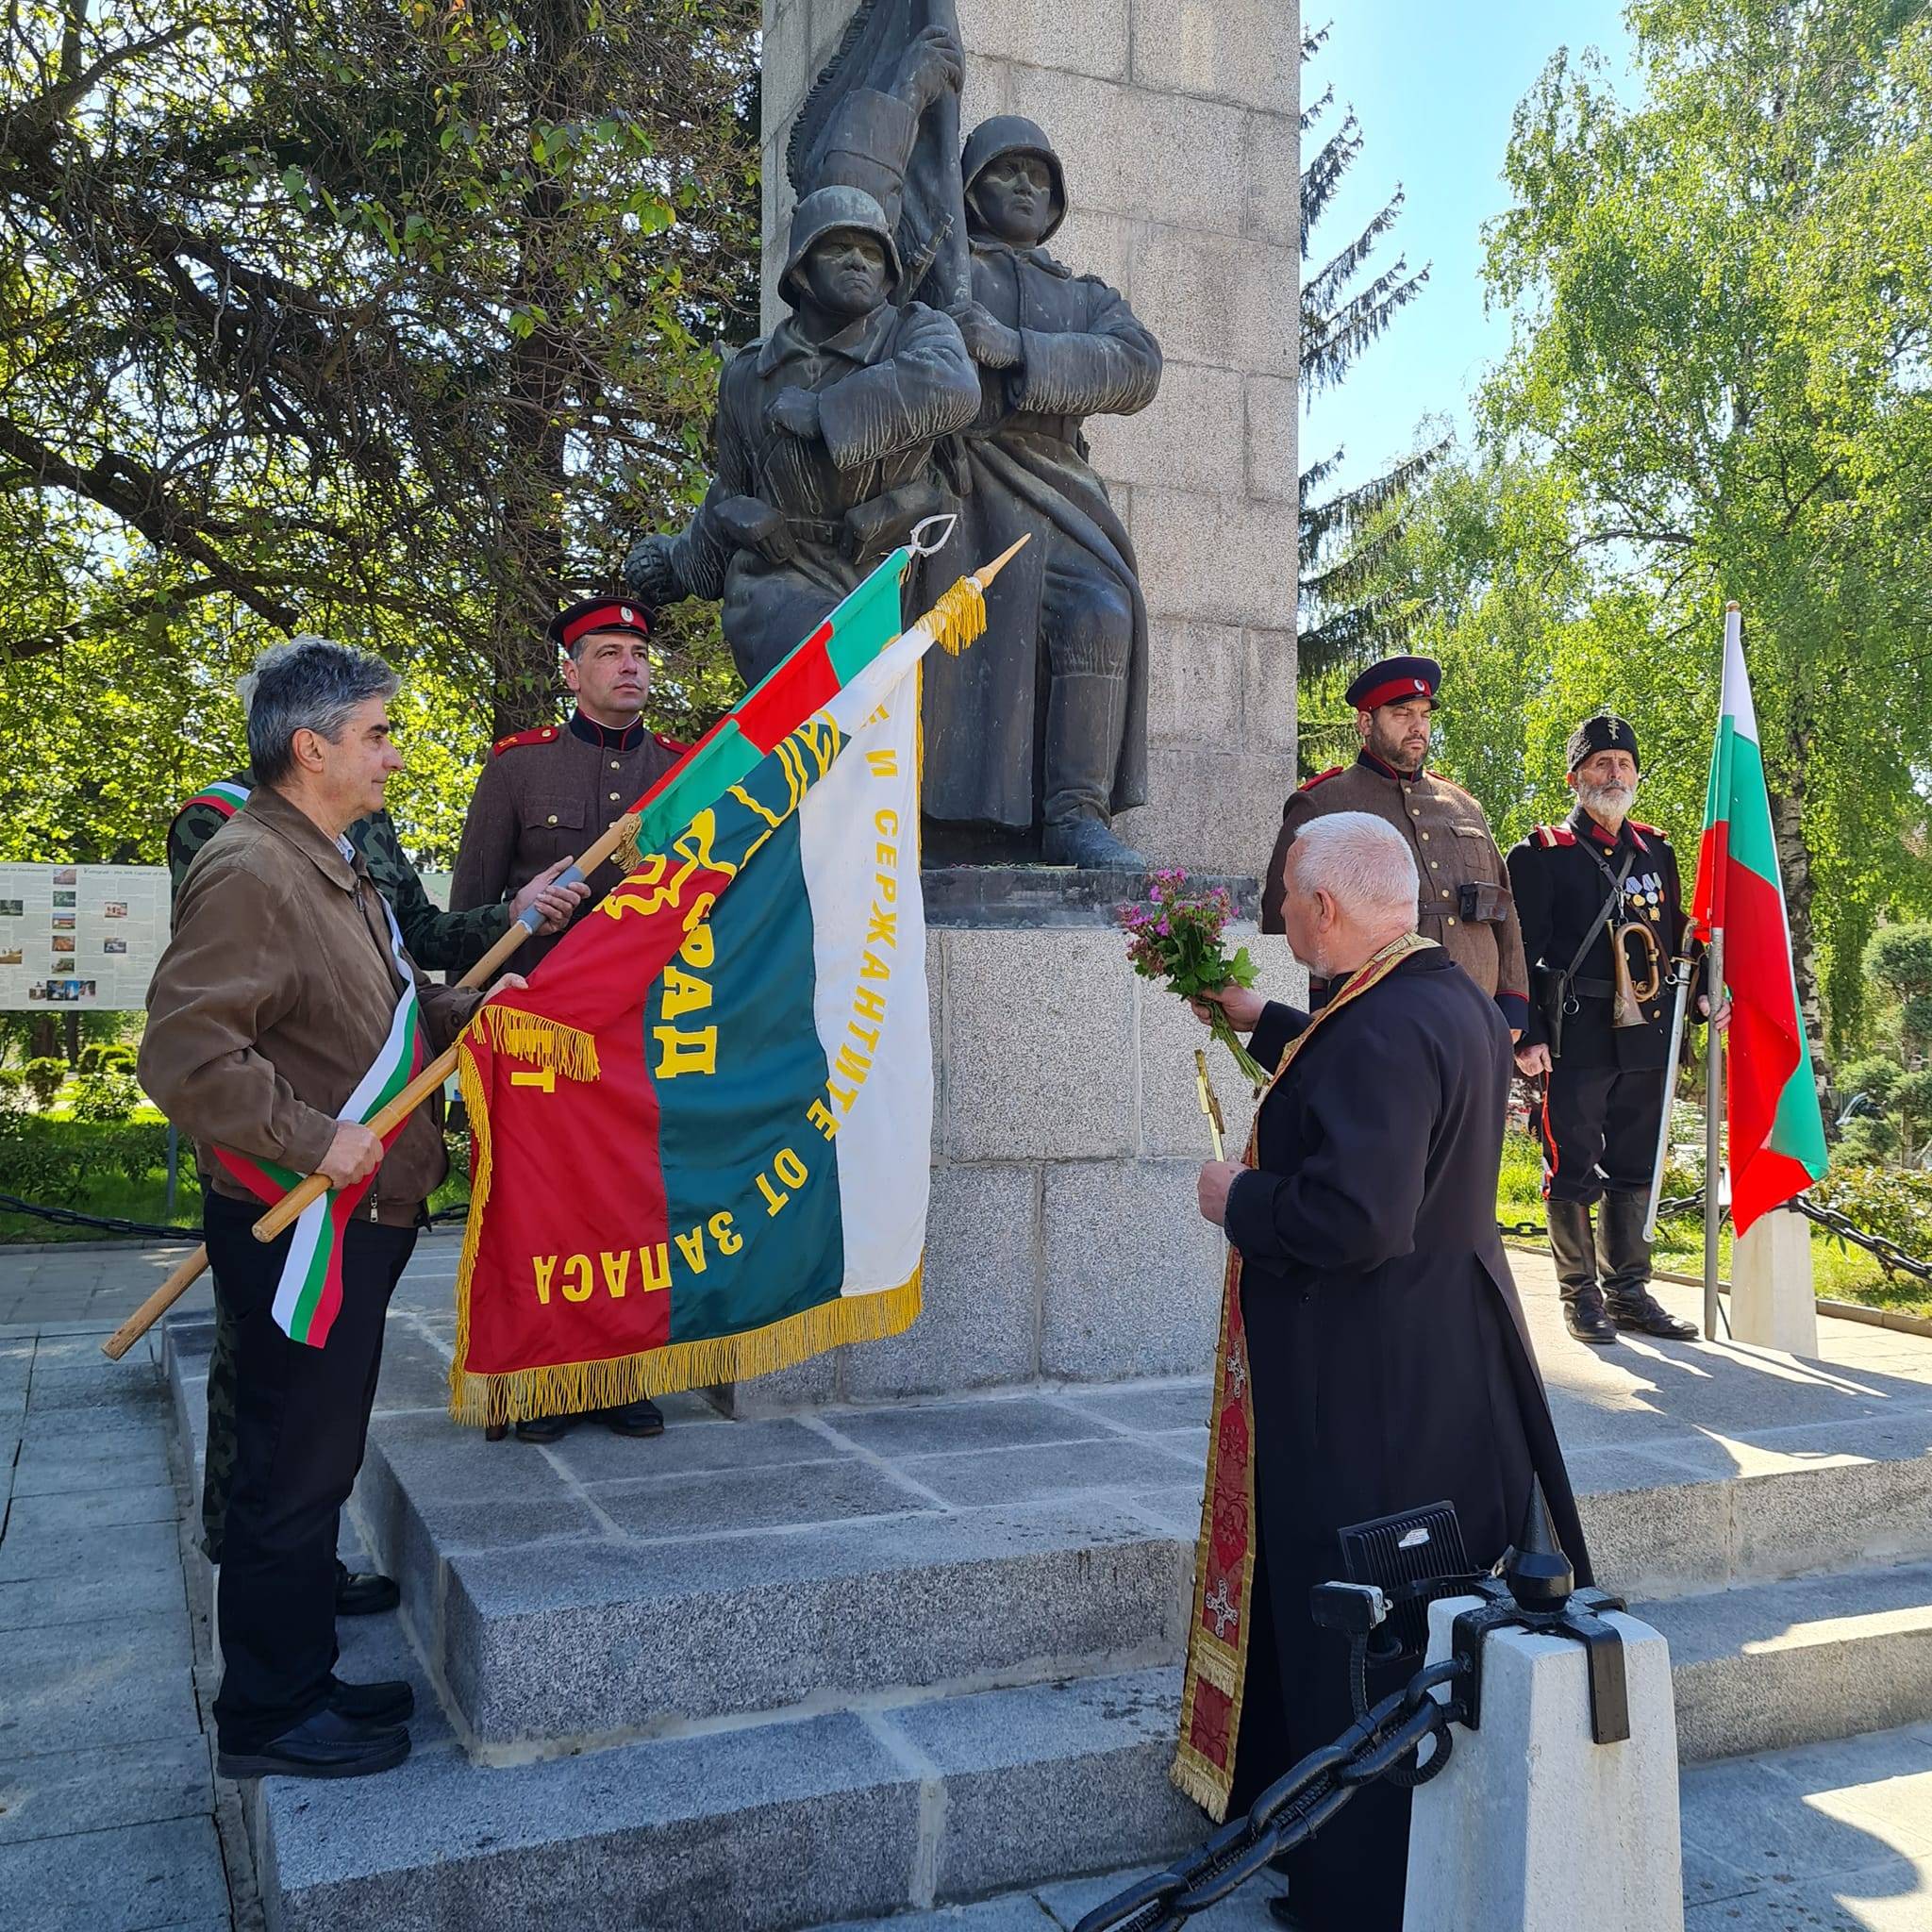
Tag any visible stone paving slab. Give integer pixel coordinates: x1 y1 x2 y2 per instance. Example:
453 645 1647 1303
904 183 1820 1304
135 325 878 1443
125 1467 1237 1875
0 1325 232 1932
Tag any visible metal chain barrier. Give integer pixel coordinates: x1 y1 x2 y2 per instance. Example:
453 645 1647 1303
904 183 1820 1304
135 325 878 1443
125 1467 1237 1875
1790 1196 1932 1284
1073 1659 1466 1932
1499 1190 1707 1242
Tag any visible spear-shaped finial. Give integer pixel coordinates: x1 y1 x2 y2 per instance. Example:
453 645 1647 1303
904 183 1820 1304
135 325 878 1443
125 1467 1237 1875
1504 1476 1574 1611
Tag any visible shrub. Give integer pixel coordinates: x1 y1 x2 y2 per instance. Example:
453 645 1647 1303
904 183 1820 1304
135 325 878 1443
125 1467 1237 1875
1865 924 1932 1000
1904 995 1932 1052
1812 1165 1932 1271
75 1042 139 1076
0 1117 170 1200
67 1073 142 1124
1840 1056 1904 1108
1896 1068 1932 1131
0 1070 27 1119
1839 1117 1901 1164
20 1058 66 1109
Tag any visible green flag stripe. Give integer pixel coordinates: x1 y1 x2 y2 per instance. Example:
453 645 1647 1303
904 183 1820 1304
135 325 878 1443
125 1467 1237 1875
1711 719 1781 885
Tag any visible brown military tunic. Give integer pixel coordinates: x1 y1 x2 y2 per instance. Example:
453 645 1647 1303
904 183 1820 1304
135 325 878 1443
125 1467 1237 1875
1261 750 1530 1033
449 710 683 973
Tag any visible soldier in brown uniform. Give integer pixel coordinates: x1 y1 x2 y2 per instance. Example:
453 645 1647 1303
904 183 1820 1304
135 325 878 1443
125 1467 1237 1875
1262 657 1529 1038
449 594 685 1443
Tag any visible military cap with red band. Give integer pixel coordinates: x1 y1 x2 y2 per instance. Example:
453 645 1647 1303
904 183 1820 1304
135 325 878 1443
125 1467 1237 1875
1344 655 1442 712
547 596 654 653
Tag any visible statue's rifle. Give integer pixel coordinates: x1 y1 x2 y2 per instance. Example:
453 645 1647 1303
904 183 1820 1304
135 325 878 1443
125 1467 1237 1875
102 537 1030 1363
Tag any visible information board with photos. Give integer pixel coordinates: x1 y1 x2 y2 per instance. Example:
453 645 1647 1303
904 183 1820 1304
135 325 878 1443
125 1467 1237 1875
0 864 169 1009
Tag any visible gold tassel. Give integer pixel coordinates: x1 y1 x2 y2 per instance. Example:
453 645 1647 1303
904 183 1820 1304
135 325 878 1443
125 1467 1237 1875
473 1005 600 1082
446 1268 924 1426
608 810 645 877
448 1042 492 1416
924 575 988 658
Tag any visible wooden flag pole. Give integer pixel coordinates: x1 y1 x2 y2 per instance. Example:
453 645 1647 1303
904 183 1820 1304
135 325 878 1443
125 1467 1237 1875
104 541 1032 1361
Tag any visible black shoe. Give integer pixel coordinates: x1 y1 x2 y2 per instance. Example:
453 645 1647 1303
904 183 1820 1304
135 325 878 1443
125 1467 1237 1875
329 1677 415 1728
1607 1292 1699 1341
217 1706 410 1781
1563 1292 1619 1344
601 1397 664 1438
334 1561 400 1617
514 1412 577 1443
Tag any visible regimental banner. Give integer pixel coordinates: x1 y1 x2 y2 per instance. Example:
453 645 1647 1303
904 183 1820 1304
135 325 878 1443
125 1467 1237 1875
447 625 935 1423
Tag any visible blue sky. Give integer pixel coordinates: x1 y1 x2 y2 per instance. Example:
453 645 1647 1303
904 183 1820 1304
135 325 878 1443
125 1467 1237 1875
1302 1 1640 491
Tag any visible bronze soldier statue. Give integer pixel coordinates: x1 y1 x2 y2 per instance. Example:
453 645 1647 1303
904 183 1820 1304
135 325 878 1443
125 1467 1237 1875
625 186 978 686
924 116 1162 869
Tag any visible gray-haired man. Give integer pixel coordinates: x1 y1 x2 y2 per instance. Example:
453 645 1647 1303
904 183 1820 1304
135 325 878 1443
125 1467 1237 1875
142 639 524 1781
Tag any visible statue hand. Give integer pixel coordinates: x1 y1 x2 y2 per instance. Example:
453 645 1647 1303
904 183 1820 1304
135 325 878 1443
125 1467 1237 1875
895 25 963 111
624 534 684 605
950 301 1022 370
765 387 822 440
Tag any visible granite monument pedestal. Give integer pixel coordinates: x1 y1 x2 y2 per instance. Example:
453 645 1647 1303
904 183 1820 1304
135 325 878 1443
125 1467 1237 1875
714 869 1303 1417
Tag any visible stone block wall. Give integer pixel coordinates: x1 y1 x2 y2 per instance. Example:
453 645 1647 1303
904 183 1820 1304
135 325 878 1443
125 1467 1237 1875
760 0 1300 877
721 923 1307 1411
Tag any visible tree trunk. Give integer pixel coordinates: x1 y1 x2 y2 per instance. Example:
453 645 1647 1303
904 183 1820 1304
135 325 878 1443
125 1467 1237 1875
491 0 581 738
1771 715 1832 1112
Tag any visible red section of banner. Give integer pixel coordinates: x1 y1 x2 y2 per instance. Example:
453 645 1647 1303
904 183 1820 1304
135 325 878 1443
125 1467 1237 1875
1690 821 1728 941
457 858 736 1380
734 624 836 754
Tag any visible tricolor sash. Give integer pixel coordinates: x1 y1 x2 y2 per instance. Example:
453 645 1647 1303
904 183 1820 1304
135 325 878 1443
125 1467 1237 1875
1172 931 1437 1820
212 894 426 1348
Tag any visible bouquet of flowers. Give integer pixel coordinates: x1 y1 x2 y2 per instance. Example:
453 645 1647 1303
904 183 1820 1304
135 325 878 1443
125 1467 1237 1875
1118 870 1270 1087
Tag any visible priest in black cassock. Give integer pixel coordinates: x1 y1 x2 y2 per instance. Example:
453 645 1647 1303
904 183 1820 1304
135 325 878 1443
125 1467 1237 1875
1175 810 1591 1932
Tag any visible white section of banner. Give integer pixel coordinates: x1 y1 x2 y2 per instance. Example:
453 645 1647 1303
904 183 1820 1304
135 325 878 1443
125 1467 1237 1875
797 628 935 1298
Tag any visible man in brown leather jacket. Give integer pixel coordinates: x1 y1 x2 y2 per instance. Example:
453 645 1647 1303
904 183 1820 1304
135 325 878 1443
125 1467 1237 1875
142 637 517 1783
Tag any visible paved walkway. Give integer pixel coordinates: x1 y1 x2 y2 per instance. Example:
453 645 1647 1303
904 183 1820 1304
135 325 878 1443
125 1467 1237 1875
5 1239 1932 1930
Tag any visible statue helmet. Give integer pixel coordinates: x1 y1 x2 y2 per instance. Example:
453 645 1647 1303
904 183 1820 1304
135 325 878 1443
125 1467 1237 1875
780 187 904 308
960 116 1068 242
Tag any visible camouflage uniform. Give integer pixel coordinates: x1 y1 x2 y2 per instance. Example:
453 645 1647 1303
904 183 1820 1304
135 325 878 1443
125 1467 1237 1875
166 777 511 1560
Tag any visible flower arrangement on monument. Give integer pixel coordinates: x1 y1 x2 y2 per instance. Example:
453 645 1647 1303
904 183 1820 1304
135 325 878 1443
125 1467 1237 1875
1118 871 1270 1088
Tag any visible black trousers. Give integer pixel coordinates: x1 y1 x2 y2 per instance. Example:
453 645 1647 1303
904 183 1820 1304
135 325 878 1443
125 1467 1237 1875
1540 1062 1669 1205
205 1191 414 1753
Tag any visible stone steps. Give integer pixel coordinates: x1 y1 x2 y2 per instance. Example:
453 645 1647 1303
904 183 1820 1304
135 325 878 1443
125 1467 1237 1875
252 1665 1200 1932
1644 1558 1932 1763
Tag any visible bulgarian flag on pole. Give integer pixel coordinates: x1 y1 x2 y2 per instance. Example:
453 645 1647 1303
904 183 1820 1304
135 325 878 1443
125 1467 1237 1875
445 541 1009 1424
1689 605 1828 1236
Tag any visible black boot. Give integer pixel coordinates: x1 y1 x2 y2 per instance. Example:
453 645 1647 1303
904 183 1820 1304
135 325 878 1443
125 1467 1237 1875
217 1707 410 1781
1548 1198 1616 1344
1040 668 1145 871
1599 1191 1698 1339
334 1558 400 1617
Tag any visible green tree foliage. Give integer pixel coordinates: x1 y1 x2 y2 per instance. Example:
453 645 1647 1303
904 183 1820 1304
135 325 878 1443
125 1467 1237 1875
1477 0 1932 1074
0 0 758 863
1295 25 1446 689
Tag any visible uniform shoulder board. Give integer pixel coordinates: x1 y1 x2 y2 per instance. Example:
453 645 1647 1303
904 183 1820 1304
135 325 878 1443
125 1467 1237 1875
491 724 559 758
1297 766 1345 793
653 732 689 758
1532 824 1577 848
1630 820 1665 839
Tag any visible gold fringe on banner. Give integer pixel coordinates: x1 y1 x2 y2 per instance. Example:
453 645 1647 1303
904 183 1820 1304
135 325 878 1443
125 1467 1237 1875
924 575 988 658
472 1004 601 1082
448 1268 923 1426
